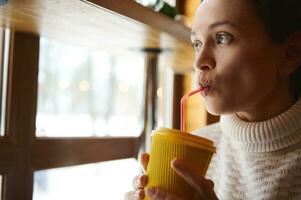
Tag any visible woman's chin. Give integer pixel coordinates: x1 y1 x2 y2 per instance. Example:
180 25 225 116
204 101 227 116
206 108 222 116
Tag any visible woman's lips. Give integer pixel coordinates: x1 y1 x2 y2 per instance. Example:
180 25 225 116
200 86 210 97
200 84 211 97
199 77 212 96
199 78 210 87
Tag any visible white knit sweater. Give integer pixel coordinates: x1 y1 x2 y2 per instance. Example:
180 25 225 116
194 99 301 200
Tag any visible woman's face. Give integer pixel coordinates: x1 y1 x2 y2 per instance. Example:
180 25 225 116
192 0 284 116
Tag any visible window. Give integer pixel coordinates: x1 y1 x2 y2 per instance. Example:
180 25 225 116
0 31 142 200
33 159 140 200
32 37 145 198
37 38 145 137
136 0 176 6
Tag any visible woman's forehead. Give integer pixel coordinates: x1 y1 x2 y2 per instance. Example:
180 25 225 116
193 0 259 32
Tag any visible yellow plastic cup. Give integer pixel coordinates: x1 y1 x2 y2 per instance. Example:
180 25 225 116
144 127 216 200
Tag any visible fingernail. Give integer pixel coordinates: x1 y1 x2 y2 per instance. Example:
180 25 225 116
138 175 147 186
146 187 156 197
171 159 183 170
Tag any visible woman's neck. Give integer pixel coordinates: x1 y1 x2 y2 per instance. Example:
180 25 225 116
236 85 297 122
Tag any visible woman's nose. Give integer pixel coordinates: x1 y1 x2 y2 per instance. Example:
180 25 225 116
194 45 215 72
197 64 211 72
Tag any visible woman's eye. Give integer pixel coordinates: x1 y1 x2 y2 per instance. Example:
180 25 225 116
216 32 233 45
192 40 202 52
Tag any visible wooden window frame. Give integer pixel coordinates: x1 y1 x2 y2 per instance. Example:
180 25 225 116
0 31 141 200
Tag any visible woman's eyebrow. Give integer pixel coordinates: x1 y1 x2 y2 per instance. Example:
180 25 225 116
208 20 242 30
191 20 242 36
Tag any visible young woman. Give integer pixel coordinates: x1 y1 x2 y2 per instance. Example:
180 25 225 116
125 0 301 199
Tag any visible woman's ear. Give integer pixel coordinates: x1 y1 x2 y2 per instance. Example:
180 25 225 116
280 32 301 78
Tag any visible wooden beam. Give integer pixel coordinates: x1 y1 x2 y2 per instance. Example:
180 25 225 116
4 31 39 200
6 31 39 144
0 0 194 70
0 139 17 166
172 73 184 130
85 0 191 43
3 167 34 200
32 137 139 170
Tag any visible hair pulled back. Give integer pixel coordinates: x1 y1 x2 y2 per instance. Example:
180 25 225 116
250 0 301 99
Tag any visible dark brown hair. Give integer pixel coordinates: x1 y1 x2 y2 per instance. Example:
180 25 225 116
250 0 301 99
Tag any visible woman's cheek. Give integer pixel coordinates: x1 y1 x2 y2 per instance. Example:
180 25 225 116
211 70 250 110
215 69 240 94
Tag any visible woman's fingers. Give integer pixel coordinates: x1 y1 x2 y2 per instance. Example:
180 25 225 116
135 189 145 199
145 187 183 200
125 153 149 200
124 191 136 200
140 153 149 172
124 189 144 200
127 173 147 200
206 179 215 190
171 159 203 190
171 159 218 200
132 174 148 190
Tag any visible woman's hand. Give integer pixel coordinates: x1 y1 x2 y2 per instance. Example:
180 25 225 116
124 153 150 200
145 159 218 200
125 154 218 200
